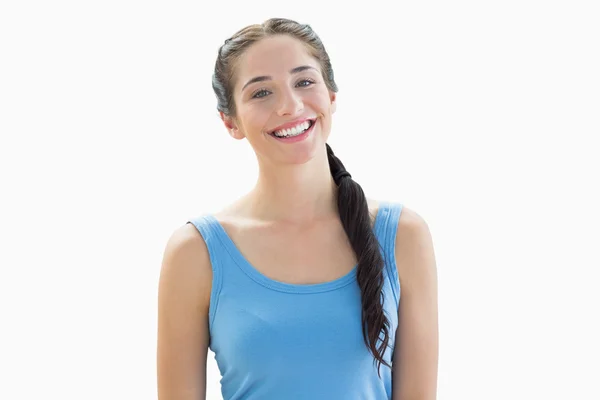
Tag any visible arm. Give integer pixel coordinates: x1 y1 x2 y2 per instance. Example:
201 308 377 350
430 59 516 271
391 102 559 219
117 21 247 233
157 224 212 400
392 207 439 400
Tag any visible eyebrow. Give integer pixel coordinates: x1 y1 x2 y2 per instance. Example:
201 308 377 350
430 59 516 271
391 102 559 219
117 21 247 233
241 65 317 92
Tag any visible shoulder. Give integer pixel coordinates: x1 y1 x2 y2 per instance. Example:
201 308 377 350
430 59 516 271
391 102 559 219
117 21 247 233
397 206 430 239
163 222 211 267
157 223 212 398
394 205 437 288
159 223 213 306
389 205 439 397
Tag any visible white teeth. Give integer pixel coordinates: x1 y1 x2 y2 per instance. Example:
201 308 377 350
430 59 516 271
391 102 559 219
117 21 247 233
272 121 312 138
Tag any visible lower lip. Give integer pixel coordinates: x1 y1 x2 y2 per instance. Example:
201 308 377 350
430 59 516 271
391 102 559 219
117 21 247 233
269 121 315 143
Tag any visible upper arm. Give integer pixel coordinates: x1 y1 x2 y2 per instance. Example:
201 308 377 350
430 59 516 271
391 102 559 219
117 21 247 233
157 223 212 400
391 207 439 400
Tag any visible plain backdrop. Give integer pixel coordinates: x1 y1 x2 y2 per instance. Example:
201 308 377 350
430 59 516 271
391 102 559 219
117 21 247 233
1 0 599 399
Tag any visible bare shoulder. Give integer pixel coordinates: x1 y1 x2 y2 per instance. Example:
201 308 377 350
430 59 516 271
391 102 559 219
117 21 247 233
395 206 437 286
391 205 439 399
156 223 212 399
160 223 213 295
397 206 431 236
158 222 213 326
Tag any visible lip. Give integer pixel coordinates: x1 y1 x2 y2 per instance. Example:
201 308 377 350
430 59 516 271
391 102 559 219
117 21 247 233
267 117 316 134
268 118 316 143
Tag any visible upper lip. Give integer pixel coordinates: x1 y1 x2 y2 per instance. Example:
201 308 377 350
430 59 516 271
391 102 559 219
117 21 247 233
268 118 315 133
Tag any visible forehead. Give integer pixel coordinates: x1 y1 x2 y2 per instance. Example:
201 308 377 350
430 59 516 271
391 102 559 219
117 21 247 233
234 35 320 88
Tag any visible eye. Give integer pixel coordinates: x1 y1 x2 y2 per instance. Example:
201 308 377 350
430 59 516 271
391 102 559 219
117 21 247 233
252 89 271 99
251 79 315 99
296 79 315 87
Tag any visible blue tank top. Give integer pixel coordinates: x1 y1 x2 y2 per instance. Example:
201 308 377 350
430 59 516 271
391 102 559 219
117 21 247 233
187 201 403 400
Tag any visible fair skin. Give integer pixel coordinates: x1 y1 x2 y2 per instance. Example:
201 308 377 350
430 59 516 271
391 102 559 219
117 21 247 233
221 35 339 224
157 34 438 399
391 209 439 400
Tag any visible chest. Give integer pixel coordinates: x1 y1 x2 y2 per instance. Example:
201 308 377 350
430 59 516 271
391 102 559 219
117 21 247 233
209 284 395 397
217 217 358 285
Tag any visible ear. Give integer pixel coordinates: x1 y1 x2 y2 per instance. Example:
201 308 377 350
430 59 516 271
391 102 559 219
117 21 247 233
219 111 245 140
329 91 337 114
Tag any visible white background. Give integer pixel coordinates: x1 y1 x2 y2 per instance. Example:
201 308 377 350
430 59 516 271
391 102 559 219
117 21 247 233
1 0 599 399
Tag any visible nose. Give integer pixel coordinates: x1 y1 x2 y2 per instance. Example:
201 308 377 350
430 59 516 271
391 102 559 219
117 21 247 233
276 88 303 117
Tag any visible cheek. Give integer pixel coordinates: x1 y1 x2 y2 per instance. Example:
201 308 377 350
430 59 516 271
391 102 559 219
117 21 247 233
243 109 271 134
303 92 330 113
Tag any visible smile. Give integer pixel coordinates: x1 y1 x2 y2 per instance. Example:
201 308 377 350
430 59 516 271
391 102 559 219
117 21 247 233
268 119 316 138
267 119 316 143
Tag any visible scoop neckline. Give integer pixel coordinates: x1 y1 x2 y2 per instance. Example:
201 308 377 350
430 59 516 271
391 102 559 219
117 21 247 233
207 201 389 294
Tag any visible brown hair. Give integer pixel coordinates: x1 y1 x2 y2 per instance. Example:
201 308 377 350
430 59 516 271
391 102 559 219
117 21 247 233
212 17 392 376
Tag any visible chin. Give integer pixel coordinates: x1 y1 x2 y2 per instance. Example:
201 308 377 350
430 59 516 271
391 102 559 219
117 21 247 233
286 130 328 165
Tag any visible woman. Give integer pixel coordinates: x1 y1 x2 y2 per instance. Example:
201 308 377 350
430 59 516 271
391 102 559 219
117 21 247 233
157 17 438 400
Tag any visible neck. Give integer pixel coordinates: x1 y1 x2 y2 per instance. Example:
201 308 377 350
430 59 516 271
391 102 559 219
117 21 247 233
245 147 338 224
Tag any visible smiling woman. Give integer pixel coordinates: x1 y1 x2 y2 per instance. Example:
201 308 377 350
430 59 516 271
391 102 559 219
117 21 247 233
157 17 438 400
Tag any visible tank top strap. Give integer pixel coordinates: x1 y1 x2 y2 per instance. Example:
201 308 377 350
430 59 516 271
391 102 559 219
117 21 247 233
373 201 404 308
185 214 226 329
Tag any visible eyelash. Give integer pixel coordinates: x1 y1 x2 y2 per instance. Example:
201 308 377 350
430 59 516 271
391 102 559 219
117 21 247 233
251 79 316 99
